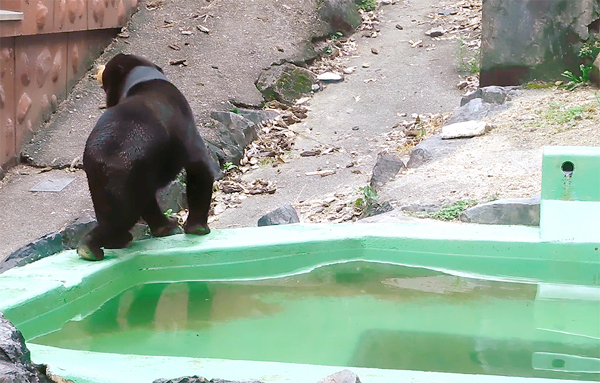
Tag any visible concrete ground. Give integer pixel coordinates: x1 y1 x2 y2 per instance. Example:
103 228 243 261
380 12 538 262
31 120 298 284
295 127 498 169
0 0 463 261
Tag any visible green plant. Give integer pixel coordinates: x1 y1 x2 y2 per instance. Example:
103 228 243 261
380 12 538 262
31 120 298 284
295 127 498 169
560 40 600 91
324 46 334 55
232 107 240 114
354 185 378 215
412 200 478 221
224 162 238 171
358 0 377 11
455 36 480 74
529 102 592 128
331 31 344 39
562 64 592 90
164 208 175 218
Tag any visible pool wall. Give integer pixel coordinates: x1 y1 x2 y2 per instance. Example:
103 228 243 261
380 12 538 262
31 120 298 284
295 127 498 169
0 146 598 383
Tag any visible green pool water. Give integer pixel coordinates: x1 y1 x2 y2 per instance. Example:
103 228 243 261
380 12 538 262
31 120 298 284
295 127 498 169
32 262 600 381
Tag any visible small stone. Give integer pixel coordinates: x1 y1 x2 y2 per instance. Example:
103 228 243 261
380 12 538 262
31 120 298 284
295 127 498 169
117 31 130 38
440 120 489 139
425 28 444 37
371 47 379 54
169 44 181 51
395 24 403 30
317 72 344 82
318 369 362 383
300 150 321 157
438 9 457 15
343 66 356 74
180 30 193 35
169 59 188 66
312 83 320 91
276 45 284 52
362 62 370 68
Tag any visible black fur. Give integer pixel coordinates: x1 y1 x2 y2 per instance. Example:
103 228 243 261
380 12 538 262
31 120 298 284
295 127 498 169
78 54 214 261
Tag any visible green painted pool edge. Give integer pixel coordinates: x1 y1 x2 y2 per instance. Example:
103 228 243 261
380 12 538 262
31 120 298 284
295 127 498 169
1 221 599 340
25 343 588 383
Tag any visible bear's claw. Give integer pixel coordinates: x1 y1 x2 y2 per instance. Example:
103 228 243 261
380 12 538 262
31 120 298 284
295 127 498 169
77 245 104 261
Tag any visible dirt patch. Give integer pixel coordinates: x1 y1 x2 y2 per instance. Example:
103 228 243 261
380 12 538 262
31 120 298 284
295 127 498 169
379 86 600 208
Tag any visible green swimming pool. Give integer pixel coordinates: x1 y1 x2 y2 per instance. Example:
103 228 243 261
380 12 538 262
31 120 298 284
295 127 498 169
30 262 600 381
0 146 598 383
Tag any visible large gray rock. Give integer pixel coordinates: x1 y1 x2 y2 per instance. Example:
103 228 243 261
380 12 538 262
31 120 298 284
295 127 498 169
61 214 97 249
255 63 317 105
207 111 261 166
370 153 405 190
407 135 469 168
0 232 63 274
153 376 262 383
157 180 188 213
459 196 540 226
592 53 600 86
0 313 53 383
480 0 600 86
318 0 362 34
258 203 300 226
317 369 361 383
445 98 508 125
460 86 518 107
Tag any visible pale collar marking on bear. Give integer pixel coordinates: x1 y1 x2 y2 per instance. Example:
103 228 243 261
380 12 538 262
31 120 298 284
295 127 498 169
120 65 169 101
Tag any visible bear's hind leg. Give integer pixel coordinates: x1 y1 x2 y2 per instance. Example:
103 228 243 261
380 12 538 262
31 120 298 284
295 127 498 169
184 163 214 235
78 223 134 261
142 197 179 237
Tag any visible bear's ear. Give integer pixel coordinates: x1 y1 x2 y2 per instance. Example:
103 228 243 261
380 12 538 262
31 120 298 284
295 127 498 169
103 63 127 108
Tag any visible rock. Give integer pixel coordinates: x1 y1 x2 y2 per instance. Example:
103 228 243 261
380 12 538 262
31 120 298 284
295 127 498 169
364 201 394 218
0 232 63 274
257 203 300 226
234 109 280 126
0 313 53 383
317 0 362 34
317 369 361 383
157 179 188 213
371 48 379 54
208 111 261 166
370 153 405 189
425 27 444 37
400 202 442 213
445 98 493 125
407 135 469 168
317 72 344 82
440 120 489 139
438 9 457 15
395 24 403 30
256 63 317 105
61 214 97 249
592 53 600 87
153 376 262 383
480 0 599 86
459 196 540 226
460 86 518 106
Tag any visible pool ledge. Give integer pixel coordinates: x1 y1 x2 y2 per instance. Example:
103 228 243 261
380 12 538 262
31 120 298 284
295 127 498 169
28 343 587 383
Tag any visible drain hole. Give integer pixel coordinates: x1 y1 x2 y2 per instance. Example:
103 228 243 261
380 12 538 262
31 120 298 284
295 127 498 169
561 161 574 177
552 358 566 368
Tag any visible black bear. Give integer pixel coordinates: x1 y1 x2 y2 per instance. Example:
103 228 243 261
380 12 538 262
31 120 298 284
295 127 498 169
78 53 215 261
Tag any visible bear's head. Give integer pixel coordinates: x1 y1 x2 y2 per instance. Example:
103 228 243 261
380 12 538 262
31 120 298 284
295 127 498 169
97 53 164 108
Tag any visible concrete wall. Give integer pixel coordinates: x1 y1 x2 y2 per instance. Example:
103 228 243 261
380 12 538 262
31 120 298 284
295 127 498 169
0 0 138 169
480 0 600 86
